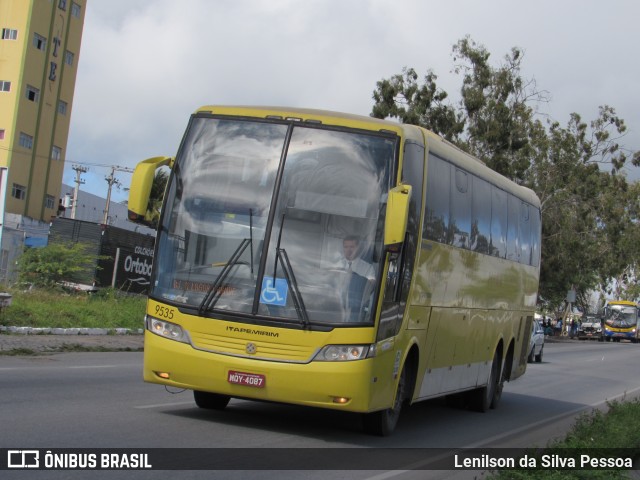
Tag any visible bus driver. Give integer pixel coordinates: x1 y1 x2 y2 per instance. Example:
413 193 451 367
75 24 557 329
340 235 375 321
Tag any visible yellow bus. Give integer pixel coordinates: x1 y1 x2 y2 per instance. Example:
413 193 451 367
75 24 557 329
601 300 638 342
128 106 541 436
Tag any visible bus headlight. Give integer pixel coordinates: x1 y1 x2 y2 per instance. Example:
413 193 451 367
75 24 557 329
314 345 372 361
146 316 189 343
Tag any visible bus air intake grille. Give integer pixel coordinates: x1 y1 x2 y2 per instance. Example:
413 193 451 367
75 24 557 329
189 332 314 362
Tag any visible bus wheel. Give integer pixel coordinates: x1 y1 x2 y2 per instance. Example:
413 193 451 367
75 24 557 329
193 390 231 410
470 350 500 413
491 349 511 409
363 367 407 436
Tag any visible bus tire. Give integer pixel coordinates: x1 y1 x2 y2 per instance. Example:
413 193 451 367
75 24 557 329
491 347 512 410
363 367 407 436
194 390 231 410
470 350 500 413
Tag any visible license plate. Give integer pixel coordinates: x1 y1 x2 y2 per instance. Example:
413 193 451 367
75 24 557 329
228 370 266 388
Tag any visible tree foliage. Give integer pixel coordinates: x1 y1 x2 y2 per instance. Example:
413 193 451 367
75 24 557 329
16 243 99 288
144 168 169 229
372 36 640 310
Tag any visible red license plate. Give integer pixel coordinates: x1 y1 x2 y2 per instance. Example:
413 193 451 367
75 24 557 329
228 370 266 388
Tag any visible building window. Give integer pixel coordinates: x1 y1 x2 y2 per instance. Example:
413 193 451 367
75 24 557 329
19 132 33 149
0 129 4 140
64 50 74 66
51 145 62 161
45 194 56 210
26 85 40 102
33 33 46 51
58 100 68 115
2 28 18 40
12 183 26 200
58 0 67 11
0 80 10 92
71 2 81 18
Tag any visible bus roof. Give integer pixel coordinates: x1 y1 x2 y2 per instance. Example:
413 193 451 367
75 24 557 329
607 300 638 307
194 105 406 135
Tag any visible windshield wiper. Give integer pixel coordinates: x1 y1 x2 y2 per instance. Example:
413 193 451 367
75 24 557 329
198 209 255 314
275 247 310 328
272 214 310 328
198 238 252 315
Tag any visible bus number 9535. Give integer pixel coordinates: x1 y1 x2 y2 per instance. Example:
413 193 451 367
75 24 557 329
155 305 175 320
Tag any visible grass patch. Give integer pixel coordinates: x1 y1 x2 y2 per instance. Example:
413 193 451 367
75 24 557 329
0 347 37 356
487 399 640 479
0 287 146 330
53 344 142 353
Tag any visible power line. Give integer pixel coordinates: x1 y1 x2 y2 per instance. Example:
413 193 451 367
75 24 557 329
0 145 138 171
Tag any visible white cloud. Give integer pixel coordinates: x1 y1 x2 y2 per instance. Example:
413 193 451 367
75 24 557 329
65 0 640 202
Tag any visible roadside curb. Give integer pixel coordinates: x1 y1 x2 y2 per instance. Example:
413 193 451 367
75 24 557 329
0 326 143 335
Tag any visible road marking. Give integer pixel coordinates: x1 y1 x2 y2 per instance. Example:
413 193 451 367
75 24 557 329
134 401 194 409
0 364 139 371
68 365 131 369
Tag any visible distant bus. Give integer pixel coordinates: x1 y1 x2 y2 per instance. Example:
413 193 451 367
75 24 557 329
601 300 638 342
128 106 541 435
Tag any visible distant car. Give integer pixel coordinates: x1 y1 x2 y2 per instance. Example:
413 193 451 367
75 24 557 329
528 318 545 363
578 314 602 340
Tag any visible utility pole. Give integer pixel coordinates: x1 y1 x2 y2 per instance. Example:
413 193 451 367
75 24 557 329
103 165 134 225
71 165 87 219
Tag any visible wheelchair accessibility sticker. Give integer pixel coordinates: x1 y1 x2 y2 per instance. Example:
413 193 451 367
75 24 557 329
260 276 288 306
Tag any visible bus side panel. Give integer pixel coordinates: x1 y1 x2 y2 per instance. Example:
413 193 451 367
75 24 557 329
409 240 537 400
512 314 532 380
418 307 481 398
367 338 405 412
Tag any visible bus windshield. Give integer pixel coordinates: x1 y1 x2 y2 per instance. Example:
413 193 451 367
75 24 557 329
152 116 395 325
604 305 637 329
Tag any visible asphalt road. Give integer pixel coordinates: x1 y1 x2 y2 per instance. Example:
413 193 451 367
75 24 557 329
1 340 640 479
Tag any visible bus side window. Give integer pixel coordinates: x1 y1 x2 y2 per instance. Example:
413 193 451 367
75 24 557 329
451 168 471 249
530 206 541 267
520 202 531 265
471 176 491 254
491 187 508 258
423 155 450 244
398 142 425 303
506 194 520 262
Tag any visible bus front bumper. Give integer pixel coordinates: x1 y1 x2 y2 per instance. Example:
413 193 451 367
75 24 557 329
143 331 378 412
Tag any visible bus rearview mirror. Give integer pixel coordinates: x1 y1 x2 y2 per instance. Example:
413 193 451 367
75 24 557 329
384 184 412 247
127 156 173 225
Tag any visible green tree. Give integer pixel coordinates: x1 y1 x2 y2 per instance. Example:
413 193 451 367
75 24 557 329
144 168 169 228
371 67 464 142
371 36 640 310
16 243 98 288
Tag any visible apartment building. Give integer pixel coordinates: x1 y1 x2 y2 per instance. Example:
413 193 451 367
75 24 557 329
0 0 86 281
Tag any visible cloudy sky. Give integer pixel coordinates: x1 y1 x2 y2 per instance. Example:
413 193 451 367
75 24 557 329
64 0 640 203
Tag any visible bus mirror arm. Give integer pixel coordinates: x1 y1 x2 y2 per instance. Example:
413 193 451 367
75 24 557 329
383 184 412 250
127 156 174 225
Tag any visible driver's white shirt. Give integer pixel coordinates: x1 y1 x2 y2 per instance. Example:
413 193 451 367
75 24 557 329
341 258 375 281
